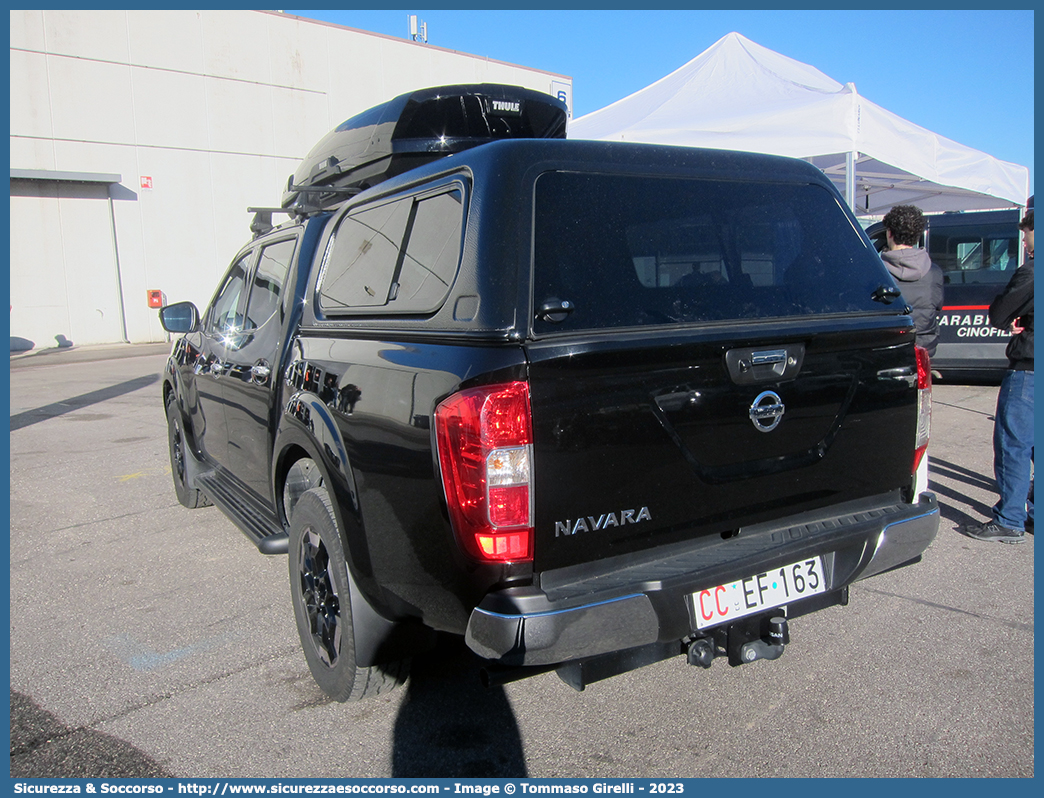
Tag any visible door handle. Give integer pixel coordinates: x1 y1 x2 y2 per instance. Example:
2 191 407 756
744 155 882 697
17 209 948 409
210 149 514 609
251 362 272 383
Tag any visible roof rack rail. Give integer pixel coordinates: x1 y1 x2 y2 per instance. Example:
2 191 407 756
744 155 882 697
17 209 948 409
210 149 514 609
281 83 567 215
279 184 363 218
247 207 296 238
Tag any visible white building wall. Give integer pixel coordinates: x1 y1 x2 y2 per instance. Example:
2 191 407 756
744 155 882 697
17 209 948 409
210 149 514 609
9 9 572 349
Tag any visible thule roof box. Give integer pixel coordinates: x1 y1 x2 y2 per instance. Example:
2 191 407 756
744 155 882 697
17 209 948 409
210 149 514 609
282 83 568 214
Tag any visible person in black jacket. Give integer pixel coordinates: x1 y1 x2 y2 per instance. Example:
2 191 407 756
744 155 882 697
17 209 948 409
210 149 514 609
961 210 1034 544
880 204 944 356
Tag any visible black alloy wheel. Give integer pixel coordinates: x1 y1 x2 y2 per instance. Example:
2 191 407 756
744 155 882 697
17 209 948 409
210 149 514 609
297 524 342 667
288 486 410 701
165 393 208 509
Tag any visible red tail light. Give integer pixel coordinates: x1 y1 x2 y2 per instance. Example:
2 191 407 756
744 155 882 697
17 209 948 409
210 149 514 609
913 346 932 473
434 381 534 562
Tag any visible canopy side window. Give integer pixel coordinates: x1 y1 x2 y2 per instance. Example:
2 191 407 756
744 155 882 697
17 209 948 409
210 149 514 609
316 186 465 315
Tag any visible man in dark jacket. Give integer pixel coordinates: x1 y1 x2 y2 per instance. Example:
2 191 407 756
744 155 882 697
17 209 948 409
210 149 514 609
961 210 1034 544
880 204 944 356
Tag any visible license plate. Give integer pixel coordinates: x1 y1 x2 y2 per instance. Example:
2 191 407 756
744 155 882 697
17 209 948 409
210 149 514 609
692 556 826 630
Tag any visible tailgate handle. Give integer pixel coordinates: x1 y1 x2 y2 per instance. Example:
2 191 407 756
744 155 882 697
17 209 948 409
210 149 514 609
725 344 804 385
751 349 787 366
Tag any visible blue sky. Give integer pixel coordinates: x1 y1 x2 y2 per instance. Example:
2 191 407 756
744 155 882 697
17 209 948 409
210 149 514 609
286 8 1034 198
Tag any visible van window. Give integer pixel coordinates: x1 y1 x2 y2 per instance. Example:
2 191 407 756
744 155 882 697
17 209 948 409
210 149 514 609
928 222 1019 285
533 172 889 333
318 188 463 314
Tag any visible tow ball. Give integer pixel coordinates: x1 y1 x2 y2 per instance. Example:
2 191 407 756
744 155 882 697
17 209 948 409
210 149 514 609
686 614 790 668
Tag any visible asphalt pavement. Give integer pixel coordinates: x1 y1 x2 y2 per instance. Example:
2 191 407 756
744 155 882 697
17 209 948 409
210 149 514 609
7 343 1034 779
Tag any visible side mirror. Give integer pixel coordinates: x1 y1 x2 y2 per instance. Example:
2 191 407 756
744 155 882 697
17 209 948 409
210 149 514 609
159 301 200 333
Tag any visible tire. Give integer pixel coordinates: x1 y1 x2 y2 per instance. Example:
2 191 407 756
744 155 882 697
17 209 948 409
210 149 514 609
166 393 209 509
288 487 409 701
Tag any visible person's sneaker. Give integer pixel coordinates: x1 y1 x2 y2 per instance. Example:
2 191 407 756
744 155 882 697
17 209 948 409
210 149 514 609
958 520 1026 544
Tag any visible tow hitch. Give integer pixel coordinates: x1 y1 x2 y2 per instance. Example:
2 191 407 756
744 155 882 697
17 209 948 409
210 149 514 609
490 613 794 693
687 613 790 668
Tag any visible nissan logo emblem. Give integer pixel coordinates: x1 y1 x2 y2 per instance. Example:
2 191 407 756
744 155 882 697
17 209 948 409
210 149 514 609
749 391 785 432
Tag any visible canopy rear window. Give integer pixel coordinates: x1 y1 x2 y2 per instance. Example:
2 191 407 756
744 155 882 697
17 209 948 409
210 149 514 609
533 172 891 334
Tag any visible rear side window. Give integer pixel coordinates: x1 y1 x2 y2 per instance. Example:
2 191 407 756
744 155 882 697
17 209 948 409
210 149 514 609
317 188 464 315
245 237 296 329
533 172 890 333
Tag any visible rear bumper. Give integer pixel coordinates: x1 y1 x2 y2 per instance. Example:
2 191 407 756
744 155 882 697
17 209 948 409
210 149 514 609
465 492 939 666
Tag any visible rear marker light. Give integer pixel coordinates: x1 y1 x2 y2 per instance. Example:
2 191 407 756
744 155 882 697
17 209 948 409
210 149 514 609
913 346 932 473
435 382 534 563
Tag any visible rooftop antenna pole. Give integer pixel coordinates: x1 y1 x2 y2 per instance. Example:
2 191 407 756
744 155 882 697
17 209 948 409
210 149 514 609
408 14 427 43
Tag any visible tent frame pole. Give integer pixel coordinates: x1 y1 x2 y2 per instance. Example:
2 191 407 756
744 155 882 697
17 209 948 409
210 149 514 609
845 150 857 211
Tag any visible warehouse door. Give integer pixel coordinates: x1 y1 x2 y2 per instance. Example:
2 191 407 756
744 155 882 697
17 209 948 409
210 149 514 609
10 177 125 350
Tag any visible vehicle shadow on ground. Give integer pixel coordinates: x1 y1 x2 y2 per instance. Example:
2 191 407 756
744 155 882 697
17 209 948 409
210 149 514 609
9 374 159 432
929 457 996 525
391 635 528 777
9 690 174 778
9 336 35 352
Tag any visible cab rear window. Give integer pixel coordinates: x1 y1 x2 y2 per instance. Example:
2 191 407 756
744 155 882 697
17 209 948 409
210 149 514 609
533 172 890 333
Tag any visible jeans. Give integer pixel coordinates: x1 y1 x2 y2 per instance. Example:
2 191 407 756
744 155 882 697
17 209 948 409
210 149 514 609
993 369 1034 530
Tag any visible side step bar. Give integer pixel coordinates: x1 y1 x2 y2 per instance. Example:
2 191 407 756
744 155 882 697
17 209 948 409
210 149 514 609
197 472 288 554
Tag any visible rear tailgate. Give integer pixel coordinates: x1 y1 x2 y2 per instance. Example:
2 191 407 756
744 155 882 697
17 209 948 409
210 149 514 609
525 166 918 574
526 321 917 572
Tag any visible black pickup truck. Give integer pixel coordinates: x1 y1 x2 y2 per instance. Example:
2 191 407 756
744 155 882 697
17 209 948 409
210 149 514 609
160 84 939 701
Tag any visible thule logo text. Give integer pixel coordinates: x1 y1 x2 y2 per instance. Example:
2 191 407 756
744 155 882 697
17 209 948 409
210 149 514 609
489 99 522 115
555 507 652 537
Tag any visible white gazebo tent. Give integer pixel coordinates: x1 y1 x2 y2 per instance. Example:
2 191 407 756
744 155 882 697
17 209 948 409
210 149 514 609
569 33 1029 217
